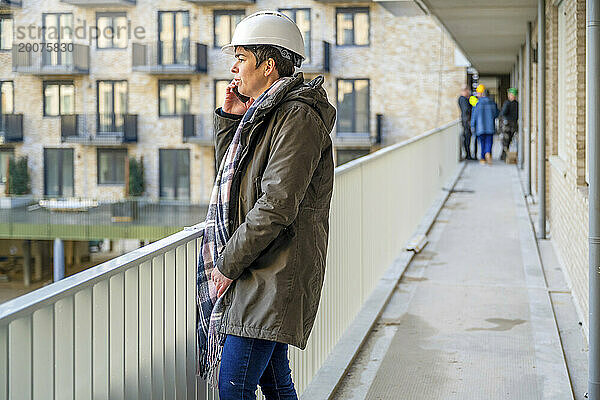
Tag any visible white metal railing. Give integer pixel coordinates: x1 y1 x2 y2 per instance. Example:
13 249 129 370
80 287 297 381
0 121 459 399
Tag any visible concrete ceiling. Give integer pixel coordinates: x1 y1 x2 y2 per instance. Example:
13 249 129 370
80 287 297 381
419 0 538 74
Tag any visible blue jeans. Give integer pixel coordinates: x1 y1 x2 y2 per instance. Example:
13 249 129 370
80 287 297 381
478 134 494 159
218 335 298 400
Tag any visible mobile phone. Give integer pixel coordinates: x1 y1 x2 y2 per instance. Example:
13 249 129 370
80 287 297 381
232 86 250 103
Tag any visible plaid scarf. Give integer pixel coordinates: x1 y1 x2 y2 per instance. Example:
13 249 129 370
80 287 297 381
196 79 285 385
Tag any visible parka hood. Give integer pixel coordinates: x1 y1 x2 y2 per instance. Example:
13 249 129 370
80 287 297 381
254 72 336 134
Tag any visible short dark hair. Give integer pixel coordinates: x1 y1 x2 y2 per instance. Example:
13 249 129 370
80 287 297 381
238 45 295 77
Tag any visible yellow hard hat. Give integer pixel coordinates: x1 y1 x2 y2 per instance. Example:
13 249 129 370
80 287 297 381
476 84 485 94
469 95 479 107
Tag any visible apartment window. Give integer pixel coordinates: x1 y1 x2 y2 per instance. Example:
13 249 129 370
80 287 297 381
337 79 370 134
43 13 74 66
159 149 190 199
214 10 245 48
336 8 369 46
97 148 126 185
44 148 74 197
96 12 128 49
44 81 74 116
0 81 13 115
0 149 14 184
97 80 127 132
279 9 311 63
159 80 190 116
0 15 13 51
159 11 190 65
214 79 230 109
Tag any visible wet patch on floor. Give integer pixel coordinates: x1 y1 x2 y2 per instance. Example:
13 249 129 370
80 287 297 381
466 318 527 332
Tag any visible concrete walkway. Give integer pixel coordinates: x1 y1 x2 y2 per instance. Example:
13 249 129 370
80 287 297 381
332 161 577 400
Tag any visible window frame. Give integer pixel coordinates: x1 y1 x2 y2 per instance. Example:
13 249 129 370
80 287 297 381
0 14 13 52
0 80 14 115
213 10 245 49
157 10 190 65
43 147 75 197
43 80 75 117
158 79 191 117
96 12 128 50
97 148 127 185
278 8 311 63
336 78 371 135
335 7 370 47
42 13 74 66
214 79 230 110
159 148 190 200
0 148 14 185
96 79 128 132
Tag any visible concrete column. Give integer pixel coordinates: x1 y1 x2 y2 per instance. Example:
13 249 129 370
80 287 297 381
53 238 65 282
537 0 547 239
22 240 31 287
519 46 524 169
33 240 43 282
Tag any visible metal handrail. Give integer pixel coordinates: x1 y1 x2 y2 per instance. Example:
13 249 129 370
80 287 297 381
0 224 204 325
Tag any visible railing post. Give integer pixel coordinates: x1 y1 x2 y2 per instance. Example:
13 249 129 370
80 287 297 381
54 238 65 282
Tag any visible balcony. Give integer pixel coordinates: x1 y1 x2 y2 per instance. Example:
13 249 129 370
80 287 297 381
0 114 23 143
60 0 135 6
0 0 21 8
334 132 373 149
61 114 138 145
12 44 89 75
132 42 208 75
301 41 331 74
182 114 212 145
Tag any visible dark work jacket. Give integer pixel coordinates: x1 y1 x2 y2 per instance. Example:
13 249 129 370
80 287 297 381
500 100 519 121
458 95 471 124
213 72 336 349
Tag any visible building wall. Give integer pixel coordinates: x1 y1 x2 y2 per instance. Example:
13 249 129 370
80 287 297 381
0 0 465 204
529 0 589 329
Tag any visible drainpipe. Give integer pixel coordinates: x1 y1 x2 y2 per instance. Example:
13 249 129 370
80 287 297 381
538 0 547 239
526 22 532 196
519 46 524 169
588 0 600 397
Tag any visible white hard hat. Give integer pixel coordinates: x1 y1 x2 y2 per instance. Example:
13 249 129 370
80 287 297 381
221 10 305 65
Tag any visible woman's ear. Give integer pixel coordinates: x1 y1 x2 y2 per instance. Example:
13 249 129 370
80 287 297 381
264 58 276 77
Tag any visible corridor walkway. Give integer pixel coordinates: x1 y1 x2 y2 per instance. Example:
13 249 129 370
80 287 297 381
332 162 576 400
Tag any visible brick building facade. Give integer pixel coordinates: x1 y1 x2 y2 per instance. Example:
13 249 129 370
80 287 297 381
0 0 464 205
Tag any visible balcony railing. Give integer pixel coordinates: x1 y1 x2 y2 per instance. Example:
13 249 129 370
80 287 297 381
60 0 135 6
12 44 89 75
132 42 208 74
0 0 22 7
301 41 331 74
0 114 23 143
61 114 138 144
182 114 213 145
0 121 460 398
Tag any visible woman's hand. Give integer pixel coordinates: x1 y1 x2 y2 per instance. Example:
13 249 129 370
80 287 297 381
223 80 254 115
211 267 233 298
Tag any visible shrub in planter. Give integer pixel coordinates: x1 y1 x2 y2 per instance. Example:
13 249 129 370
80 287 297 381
128 157 145 197
7 156 30 195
